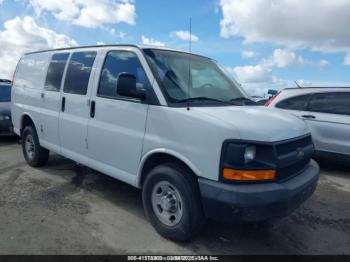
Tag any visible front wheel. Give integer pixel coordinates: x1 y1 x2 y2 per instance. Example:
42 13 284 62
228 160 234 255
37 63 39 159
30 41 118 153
22 125 49 167
142 163 204 242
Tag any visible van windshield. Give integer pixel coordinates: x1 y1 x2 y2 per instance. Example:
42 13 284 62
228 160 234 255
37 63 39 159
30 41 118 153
143 49 252 106
0 85 11 102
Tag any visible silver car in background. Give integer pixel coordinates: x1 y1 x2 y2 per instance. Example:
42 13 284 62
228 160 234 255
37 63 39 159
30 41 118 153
266 87 350 160
0 80 14 136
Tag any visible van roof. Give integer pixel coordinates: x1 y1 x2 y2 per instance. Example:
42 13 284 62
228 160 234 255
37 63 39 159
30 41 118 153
24 44 210 59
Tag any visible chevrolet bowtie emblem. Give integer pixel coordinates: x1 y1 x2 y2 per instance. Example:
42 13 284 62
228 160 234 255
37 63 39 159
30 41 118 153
296 149 305 160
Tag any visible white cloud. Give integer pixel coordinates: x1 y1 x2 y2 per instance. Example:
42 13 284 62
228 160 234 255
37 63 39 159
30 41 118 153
118 32 126 39
29 0 136 28
345 53 350 65
230 64 274 83
97 41 105 45
263 49 304 68
296 80 313 87
103 27 126 38
230 48 328 88
241 50 255 59
262 49 328 68
171 30 199 42
0 0 4 5
141 35 165 47
269 49 300 68
319 59 329 67
0 16 77 79
219 0 350 62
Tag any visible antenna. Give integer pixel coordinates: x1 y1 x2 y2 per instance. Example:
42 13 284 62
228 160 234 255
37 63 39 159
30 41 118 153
294 80 302 88
187 18 192 111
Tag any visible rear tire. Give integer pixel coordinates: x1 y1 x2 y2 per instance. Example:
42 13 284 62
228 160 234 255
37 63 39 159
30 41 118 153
142 163 205 242
22 125 49 167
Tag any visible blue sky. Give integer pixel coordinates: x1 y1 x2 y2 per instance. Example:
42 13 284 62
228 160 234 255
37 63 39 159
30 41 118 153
1 0 350 96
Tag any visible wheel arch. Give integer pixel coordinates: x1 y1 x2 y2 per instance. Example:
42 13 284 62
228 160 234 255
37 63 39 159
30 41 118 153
20 113 36 134
136 149 201 188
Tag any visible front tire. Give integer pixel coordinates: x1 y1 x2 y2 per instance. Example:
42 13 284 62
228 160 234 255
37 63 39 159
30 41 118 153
22 125 49 167
142 163 204 242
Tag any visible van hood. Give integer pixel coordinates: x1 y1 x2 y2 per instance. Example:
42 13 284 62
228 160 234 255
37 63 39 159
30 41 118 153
194 106 309 142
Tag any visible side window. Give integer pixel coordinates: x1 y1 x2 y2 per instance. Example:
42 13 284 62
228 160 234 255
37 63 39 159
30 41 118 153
276 94 311 110
98 51 150 99
308 92 350 115
44 53 69 91
64 51 97 95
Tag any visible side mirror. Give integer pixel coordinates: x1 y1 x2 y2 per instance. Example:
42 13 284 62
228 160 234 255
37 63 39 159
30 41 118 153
117 73 146 100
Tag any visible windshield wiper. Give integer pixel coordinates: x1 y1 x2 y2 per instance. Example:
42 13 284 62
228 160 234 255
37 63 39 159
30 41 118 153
229 97 257 105
176 97 231 105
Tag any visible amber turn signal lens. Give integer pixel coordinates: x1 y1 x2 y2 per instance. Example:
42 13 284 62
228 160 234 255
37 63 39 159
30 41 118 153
223 168 276 181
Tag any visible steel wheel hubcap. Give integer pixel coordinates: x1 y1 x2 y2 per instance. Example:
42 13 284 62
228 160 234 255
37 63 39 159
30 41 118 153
25 135 35 160
151 181 183 227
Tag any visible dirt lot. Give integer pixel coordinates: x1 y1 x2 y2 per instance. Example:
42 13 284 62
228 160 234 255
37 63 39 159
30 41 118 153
0 137 349 255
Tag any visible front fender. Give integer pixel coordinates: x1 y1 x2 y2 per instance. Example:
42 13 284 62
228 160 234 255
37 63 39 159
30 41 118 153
135 148 201 188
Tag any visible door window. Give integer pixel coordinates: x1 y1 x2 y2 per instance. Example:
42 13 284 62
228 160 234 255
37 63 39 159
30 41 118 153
44 53 69 92
98 51 150 99
308 92 350 115
64 51 97 95
276 94 311 110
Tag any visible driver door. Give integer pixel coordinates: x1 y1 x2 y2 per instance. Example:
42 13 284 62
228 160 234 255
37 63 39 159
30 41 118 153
87 49 151 184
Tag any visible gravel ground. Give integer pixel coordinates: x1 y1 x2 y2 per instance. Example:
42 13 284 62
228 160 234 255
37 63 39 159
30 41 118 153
0 137 349 255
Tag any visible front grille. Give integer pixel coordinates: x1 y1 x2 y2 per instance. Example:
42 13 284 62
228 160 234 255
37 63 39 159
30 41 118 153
276 135 312 156
277 159 310 181
275 135 313 181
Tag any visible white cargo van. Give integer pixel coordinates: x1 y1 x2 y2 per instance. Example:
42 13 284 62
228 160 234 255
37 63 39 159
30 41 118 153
11 45 319 241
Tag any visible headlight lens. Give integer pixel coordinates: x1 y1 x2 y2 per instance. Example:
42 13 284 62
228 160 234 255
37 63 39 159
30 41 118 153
221 142 276 182
0 115 10 121
244 145 256 164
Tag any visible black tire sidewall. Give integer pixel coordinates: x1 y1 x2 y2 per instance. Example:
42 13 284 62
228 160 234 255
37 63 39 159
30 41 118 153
22 126 41 166
142 164 203 241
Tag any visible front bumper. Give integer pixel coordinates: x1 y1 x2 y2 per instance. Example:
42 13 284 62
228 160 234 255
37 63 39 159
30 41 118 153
198 159 320 223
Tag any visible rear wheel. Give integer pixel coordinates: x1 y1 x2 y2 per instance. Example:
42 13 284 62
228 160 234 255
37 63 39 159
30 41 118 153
22 125 49 167
142 163 204 242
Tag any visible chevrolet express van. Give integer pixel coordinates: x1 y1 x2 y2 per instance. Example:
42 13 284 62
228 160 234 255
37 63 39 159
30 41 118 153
11 45 319 241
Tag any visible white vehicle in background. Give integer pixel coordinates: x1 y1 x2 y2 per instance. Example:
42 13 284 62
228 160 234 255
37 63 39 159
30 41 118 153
266 87 350 160
11 45 319 241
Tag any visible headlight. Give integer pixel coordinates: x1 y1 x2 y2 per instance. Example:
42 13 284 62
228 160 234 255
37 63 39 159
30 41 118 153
0 115 10 121
244 145 256 164
221 142 276 182
223 143 256 166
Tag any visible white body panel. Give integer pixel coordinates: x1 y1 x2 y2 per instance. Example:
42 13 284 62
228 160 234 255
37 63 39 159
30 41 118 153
11 52 51 136
306 112 350 155
11 45 311 188
268 88 350 156
59 93 91 165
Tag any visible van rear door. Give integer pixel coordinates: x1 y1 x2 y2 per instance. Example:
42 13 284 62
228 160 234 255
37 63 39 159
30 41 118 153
59 51 97 165
86 49 150 185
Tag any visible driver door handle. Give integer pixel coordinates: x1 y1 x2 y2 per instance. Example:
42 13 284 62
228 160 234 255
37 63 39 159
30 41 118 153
61 97 66 112
90 100 96 118
302 115 316 119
